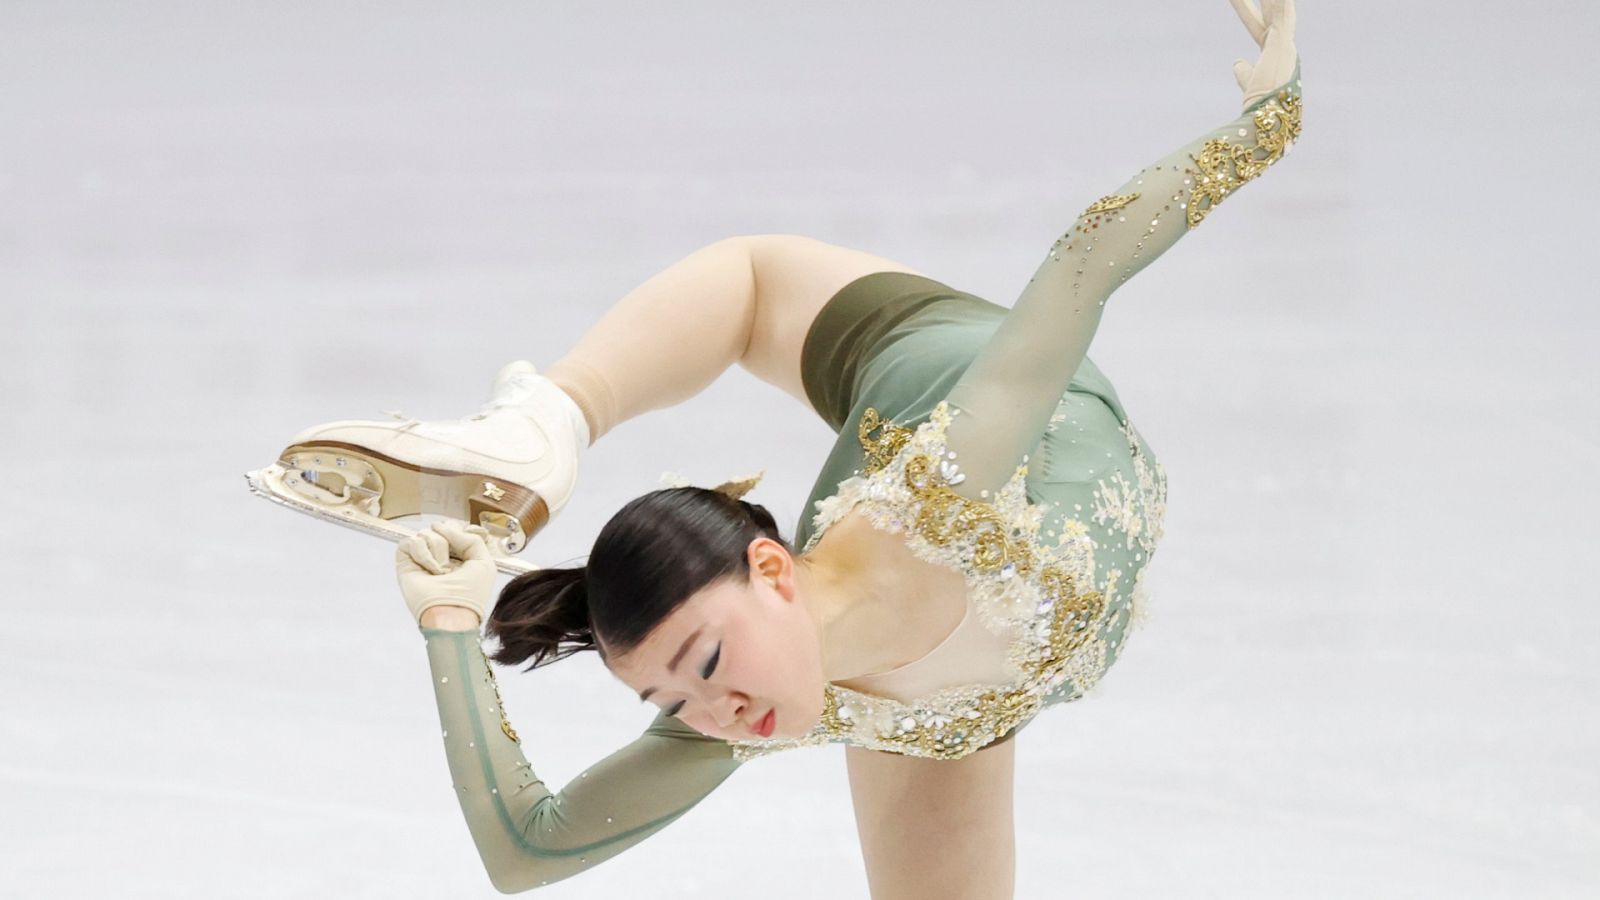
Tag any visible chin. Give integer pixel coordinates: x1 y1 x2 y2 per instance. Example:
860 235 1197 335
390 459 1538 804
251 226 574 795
774 702 823 739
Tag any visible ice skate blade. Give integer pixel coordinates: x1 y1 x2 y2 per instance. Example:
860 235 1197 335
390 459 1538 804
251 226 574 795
244 465 540 577
275 440 551 555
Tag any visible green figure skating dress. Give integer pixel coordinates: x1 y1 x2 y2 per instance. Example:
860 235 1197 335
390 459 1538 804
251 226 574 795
419 61 1303 891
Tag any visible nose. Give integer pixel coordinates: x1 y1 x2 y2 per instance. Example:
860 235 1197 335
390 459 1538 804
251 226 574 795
712 693 747 731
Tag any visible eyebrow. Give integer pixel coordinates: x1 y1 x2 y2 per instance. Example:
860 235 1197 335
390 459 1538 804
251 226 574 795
637 626 703 703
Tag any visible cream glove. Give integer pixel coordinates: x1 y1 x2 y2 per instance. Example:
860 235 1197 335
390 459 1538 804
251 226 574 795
395 520 498 624
1229 0 1299 110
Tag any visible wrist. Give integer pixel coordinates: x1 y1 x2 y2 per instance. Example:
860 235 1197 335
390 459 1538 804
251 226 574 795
419 604 483 631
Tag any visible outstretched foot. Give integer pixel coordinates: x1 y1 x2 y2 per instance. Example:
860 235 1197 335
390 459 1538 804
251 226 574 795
245 361 589 574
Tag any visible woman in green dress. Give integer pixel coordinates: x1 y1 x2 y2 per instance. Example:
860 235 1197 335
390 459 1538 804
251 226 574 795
258 2 1302 894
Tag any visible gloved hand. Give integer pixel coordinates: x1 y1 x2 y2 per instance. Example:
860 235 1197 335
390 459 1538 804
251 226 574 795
1229 0 1299 110
395 519 498 625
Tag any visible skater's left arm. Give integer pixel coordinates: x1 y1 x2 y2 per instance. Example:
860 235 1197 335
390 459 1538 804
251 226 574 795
936 5 1302 499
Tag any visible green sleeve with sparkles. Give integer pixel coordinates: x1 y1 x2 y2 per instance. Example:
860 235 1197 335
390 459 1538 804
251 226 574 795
939 60 1304 499
420 627 743 892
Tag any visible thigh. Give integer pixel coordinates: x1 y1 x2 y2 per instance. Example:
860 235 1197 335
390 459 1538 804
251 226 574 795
740 233 930 412
844 738 1017 900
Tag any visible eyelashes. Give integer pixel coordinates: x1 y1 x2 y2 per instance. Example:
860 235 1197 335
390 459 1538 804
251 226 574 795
667 642 721 718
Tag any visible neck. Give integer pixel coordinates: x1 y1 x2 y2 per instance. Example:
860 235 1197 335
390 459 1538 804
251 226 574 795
794 529 908 683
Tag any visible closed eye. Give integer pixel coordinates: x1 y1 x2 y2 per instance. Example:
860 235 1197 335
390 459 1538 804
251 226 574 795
667 642 721 718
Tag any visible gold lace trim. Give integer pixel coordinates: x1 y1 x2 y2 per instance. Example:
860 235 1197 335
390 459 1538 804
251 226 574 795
857 407 914 475
483 658 520 744
1081 192 1142 217
1185 84 1302 229
729 402 1119 762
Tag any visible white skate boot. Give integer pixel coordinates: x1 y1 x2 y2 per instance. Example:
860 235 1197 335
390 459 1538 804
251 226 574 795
244 360 589 575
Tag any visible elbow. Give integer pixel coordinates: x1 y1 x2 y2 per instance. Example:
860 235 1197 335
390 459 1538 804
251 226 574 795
484 856 561 895
458 798 567 893
486 865 544 895
482 847 575 894
489 875 526 895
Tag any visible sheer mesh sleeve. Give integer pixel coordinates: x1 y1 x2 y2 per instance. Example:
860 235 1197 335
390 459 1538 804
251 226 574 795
420 627 743 893
939 59 1304 498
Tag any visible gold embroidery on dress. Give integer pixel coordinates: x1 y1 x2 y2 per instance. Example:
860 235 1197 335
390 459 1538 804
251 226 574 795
858 407 914 476
483 658 521 744
1081 192 1141 217
730 402 1123 762
729 81 1301 762
1184 85 1302 229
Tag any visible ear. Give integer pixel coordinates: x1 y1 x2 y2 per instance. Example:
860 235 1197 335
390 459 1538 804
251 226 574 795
747 536 798 601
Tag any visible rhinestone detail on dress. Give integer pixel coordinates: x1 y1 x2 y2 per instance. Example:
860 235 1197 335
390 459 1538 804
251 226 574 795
1184 86 1301 229
728 400 1165 762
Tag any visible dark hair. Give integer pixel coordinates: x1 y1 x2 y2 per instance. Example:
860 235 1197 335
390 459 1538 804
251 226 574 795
485 487 791 672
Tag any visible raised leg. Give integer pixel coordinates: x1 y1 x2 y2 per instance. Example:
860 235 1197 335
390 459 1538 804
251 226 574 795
545 234 928 443
248 235 928 558
544 236 760 445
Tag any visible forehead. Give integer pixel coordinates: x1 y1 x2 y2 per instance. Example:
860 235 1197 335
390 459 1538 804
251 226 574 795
608 577 744 678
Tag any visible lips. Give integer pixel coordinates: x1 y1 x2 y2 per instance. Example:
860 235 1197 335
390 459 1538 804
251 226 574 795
752 709 776 738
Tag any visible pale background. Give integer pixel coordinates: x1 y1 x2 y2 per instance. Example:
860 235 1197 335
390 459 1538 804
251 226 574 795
2 1 1596 897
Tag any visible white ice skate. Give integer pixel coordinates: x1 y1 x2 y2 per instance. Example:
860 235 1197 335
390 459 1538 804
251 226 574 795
244 360 589 576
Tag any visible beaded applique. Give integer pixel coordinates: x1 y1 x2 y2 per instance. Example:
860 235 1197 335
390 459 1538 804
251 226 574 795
1082 192 1142 217
1090 419 1168 558
728 401 1137 762
1184 84 1302 229
484 657 520 743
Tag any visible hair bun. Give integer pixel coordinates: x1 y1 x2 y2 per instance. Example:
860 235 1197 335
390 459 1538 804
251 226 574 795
711 469 765 500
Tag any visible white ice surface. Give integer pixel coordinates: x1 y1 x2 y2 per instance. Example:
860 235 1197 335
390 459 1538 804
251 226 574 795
1 2 1596 898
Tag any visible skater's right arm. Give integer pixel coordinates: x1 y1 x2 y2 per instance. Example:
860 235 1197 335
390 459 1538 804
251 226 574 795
420 627 743 893
402 524 743 893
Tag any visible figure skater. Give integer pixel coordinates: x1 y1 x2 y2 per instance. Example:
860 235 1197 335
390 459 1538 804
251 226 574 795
250 2 1302 894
